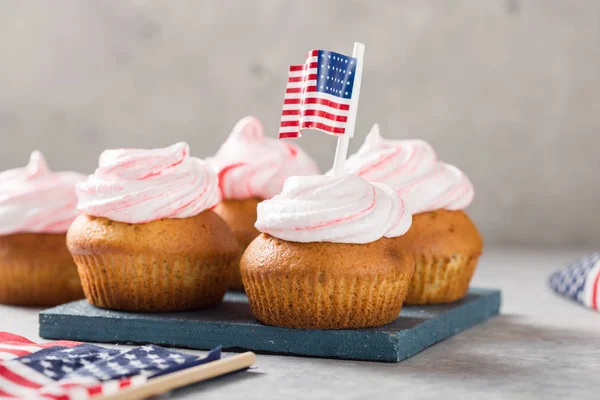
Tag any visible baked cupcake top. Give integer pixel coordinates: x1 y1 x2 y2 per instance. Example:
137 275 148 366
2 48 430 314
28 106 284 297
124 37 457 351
208 116 320 200
0 151 85 235
255 174 412 244
344 124 474 214
77 142 220 224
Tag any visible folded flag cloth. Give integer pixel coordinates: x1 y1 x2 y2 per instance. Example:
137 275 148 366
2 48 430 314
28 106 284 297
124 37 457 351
549 253 600 312
0 332 220 399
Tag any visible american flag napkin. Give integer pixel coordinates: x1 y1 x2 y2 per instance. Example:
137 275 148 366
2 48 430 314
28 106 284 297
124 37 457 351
549 253 600 312
0 332 220 399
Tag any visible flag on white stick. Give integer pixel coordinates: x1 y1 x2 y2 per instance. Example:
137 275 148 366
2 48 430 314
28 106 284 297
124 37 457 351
279 43 365 177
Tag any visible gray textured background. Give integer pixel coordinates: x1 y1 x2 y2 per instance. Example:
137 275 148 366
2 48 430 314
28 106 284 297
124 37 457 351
0 1 598 247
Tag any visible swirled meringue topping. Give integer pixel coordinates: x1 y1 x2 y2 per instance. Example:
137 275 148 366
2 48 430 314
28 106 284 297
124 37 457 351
0 151 85 235
255 174 412 244
344 124 474 214
77 142 220 224
207 116 320 200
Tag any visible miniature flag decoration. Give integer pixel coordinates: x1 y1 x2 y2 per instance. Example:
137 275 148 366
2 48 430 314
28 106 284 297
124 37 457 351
279 49 358 139
0 332 220 399
549 253 600 311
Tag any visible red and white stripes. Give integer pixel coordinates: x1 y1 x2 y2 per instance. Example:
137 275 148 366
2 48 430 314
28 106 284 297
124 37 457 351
279 50 352 138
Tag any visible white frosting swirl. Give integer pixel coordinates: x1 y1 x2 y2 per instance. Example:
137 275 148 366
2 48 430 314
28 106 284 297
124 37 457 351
0 151 85 235
344 124 474 214
255 174 412 244
208 116 320 200
77 142 220 224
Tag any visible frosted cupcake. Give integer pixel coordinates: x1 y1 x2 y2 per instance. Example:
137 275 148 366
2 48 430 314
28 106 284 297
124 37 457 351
208 116 320 289
0 151 85 306
344 124 483 304
240 174 414 329
67 142 239 312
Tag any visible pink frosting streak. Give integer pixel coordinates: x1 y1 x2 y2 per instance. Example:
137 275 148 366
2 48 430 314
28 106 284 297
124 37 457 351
344 124 474 214
207 116 320 200
255 174 412 244
0 152 85 235
77 142 220 224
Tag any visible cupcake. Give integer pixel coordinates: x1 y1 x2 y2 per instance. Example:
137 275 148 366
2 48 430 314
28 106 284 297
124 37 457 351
344 124 483 304
0 151 85 306
240 174 414 329
208 116 319 289
67 142 239 312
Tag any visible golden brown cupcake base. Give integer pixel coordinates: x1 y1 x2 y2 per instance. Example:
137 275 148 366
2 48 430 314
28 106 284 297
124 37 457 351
241 234 415 329
405 253 479 304
213 198 261 290
67 210 239 312
0 233 84 306
394 210 483 305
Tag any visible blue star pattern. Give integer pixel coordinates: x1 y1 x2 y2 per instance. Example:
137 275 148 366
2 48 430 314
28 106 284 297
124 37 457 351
316 50 357 99
549 252 600 308
17 343 220 382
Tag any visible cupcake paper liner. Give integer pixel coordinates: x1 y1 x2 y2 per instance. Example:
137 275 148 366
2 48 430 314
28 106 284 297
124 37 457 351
242 266 413 329
0 259 83 306
405 253 479 305
74 252 235 312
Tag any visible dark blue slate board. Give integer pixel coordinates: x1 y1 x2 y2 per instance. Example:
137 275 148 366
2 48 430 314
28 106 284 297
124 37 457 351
39 288 500 363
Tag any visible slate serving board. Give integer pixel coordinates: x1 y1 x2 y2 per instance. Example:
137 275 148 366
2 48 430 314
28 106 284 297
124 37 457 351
39 288 500 363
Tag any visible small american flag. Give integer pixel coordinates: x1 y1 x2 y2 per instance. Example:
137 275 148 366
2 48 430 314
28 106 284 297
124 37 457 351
549 253 600 311
0 332 220 399
279 49 359 139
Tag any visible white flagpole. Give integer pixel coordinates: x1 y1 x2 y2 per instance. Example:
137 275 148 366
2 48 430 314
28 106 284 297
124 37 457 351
332 42 365 177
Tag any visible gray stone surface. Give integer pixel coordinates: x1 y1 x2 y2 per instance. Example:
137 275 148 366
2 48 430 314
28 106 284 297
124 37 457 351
0 1 598 246
2 248 600 399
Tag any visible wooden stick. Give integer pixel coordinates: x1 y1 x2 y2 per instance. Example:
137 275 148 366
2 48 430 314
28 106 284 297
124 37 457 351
99 352 256 400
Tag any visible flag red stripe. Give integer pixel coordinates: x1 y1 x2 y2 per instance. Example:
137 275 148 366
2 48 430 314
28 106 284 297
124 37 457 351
283 96 350 111
282 110 300 116
592 271 600 310
0 333 37 344
38 341 80 349
285 87 302 94
308 49 319 57
0 347 29 357
300 122 345 134
0 389 15 397
280 121 299 127
0 333 79 349
301 109 348 122
303 97 350 111
119 378 133 388
288 74 317 83
0 365 43 388
290 62 318 72
304 86 317 92
87 385 103 396
279 132 300 138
